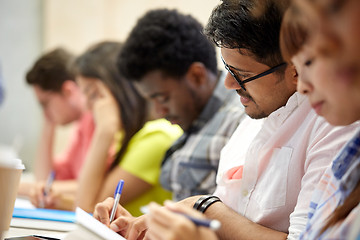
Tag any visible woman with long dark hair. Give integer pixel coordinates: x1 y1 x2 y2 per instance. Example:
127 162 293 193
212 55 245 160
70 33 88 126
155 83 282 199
74 41 182 215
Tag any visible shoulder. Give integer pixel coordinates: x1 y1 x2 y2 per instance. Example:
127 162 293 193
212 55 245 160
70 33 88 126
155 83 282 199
132 119 183 142
309 113 360 146
204 94 246 137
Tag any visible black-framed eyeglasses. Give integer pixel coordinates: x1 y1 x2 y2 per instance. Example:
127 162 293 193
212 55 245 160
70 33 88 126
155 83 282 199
221 56 287 91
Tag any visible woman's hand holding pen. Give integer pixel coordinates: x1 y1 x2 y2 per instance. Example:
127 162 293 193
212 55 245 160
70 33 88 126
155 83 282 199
29 181 58 209
28 180 75 211
145 201 218 240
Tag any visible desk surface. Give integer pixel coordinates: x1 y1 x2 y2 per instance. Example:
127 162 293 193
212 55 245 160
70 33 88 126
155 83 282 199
3 197 71 240
3 227 67 239
1 172 69 239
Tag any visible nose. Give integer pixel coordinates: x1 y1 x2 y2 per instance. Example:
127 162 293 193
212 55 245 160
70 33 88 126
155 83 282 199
297 77 313 95
224 72 241 90
153 101 169 117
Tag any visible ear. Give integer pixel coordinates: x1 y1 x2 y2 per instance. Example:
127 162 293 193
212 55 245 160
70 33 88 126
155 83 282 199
184 62 207 89
61 80 78 98
288 63 298 86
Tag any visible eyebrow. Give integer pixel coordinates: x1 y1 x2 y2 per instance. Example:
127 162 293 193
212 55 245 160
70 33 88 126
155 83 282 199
221 56 252 74
227 65 252 78
149 92 167 99
227 63 249 73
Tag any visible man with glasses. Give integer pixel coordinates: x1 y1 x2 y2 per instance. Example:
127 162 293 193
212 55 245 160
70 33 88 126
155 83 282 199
192 1 357 239
93 1 357 239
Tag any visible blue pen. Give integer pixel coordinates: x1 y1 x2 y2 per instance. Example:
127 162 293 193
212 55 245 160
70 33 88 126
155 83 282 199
140 206 221 230
109 180 124 222
40 171 56 208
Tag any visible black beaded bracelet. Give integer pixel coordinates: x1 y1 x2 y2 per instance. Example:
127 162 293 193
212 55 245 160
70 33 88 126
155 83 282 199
193 195 222 213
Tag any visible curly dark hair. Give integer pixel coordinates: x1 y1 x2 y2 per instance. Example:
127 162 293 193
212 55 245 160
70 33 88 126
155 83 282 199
26 48 75 92
205 0 286 67
118 9 217 81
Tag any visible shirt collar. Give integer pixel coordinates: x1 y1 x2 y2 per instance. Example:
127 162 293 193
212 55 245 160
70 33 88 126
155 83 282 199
189 71 233 133
266 92 307 125
332 128 360 196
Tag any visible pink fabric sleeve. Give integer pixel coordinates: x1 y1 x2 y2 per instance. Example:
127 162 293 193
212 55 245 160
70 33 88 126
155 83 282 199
53 112 95 180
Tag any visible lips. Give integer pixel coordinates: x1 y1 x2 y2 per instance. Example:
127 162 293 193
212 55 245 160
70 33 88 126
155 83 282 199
166 116 179 125
236 90 253 106
311 101 324 115
169 119 179 125
240 96 251 105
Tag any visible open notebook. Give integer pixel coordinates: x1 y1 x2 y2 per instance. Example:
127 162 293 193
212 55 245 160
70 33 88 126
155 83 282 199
64 208 126 240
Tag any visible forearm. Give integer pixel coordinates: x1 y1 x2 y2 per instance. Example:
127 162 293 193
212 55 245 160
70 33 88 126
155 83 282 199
34 122 56 181
97 167 152 205
48 180 78 211
52 180 78 194
76 128 114 212
207 203 287 240
178 196 288 240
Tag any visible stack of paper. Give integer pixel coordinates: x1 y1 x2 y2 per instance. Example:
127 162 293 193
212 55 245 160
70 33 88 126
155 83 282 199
11 208 76 232
64 208 126 240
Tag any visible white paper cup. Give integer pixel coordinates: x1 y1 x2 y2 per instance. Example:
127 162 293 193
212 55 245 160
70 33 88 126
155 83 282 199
0 158 25 232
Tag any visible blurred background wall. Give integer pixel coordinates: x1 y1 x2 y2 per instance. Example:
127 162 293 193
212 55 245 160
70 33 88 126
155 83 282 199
0 0 220 171
0 0 43 171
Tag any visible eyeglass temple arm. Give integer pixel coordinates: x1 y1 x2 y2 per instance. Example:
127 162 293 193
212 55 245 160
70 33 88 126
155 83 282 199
242 63 287 84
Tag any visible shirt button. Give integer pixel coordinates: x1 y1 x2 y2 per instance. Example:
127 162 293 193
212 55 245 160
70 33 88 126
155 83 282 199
242 189 248 196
